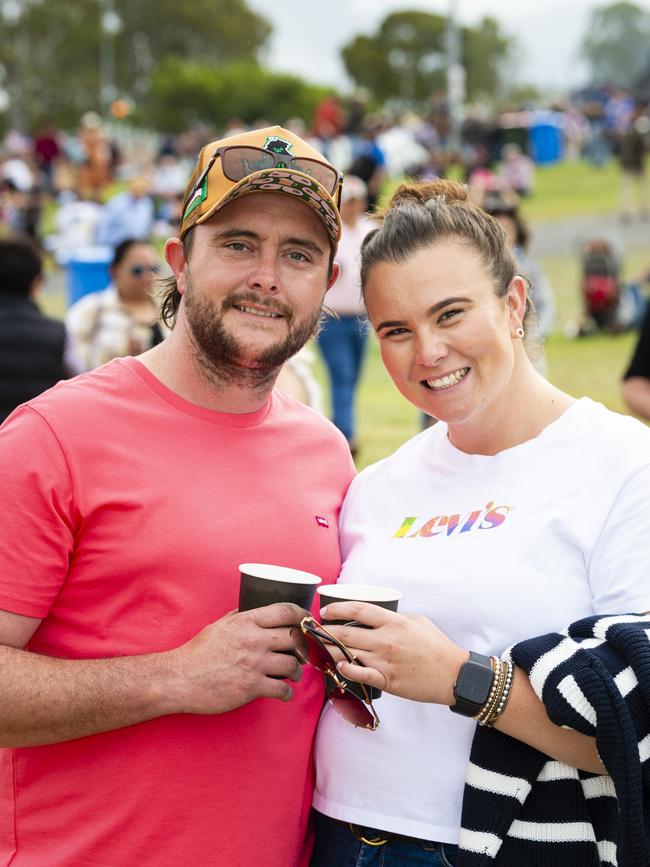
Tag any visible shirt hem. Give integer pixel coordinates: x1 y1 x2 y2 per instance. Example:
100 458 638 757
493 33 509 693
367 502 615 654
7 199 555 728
312 794 459 845
0 593 49 619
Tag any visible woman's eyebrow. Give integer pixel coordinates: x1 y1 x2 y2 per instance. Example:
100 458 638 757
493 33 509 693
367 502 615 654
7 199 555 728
376 296 472 331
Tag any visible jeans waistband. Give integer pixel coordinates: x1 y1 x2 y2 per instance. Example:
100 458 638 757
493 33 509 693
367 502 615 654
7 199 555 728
333 816 440 849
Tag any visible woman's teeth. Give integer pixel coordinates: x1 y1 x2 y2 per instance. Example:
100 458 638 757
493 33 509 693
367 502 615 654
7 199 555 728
425 368 469 390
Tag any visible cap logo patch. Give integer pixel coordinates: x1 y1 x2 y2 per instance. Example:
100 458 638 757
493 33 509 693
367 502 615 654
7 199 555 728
183 176 208 219
263 136 293 156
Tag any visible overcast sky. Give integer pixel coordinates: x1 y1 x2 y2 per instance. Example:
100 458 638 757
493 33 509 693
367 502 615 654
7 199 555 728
246 0 650 94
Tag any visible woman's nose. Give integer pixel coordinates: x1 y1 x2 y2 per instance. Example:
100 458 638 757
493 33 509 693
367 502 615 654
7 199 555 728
414 332 448 367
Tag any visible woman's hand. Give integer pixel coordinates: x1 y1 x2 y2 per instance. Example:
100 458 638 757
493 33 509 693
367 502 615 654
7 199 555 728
319 602 467 705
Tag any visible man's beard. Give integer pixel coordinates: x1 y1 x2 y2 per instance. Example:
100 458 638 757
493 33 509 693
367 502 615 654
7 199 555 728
182 269 322 391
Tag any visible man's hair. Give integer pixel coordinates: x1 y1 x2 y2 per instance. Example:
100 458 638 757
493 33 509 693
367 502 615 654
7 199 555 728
158 228 336 329
0 236 43 297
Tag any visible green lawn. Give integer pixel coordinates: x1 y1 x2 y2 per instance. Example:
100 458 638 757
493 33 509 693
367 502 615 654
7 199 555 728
521 159 623 222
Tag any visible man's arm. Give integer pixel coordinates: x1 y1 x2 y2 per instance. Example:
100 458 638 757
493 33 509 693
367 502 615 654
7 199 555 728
0 604 303 748
622 303 650 420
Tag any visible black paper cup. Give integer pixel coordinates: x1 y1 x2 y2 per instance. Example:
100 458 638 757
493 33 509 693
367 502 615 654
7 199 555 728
238 563 322 612
317 584 401 699
239 563 323 679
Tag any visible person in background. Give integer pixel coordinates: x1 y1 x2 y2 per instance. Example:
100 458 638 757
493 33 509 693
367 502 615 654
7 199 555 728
0 236 67 423
65 238 165 372
483 194 555 342
622 299 650 419
498 143 535 198
95 176 155 247
310 181 650 867
615 104 649 223
317 176 373 457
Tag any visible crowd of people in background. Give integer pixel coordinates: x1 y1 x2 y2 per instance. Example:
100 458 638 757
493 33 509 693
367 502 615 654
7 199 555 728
0 81 649 444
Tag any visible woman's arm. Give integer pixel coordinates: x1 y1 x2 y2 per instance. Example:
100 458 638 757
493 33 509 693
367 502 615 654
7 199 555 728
320 602 625 775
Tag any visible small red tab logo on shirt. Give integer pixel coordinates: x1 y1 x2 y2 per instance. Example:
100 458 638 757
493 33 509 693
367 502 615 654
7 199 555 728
315 516 329 528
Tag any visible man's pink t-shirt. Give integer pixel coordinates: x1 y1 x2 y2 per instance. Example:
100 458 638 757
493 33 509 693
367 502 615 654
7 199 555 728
0 358 355 867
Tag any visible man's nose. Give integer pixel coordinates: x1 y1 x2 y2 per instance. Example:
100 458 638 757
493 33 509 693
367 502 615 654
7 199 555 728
247 252 280 293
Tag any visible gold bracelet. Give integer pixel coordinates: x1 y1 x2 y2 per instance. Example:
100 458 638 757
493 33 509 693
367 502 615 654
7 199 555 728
485 659 515 727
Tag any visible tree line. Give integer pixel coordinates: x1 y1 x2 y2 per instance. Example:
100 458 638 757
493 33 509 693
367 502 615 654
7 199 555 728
0 0 647 134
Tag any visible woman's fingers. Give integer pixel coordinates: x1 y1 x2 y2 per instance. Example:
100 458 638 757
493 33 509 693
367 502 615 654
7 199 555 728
319 601 399 628
337 659 387 691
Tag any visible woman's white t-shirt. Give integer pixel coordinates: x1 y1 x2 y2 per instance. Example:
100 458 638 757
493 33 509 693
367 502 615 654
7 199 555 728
313 398 650 844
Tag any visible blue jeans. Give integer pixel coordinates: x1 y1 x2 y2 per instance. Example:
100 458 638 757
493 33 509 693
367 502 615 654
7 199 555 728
317 315 367 442
310 811 458 867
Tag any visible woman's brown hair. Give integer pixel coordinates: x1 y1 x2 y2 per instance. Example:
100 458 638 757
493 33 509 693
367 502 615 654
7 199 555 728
360 180 537 336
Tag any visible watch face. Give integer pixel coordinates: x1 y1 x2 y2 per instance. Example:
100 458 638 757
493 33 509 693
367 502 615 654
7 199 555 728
456 660 494 705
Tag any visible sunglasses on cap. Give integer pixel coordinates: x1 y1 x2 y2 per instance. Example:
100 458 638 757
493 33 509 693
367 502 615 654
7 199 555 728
293 615 379 731
130 264 159 277
185 145 342 209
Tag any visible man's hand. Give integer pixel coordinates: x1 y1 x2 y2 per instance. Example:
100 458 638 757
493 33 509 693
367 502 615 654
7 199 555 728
164 603 307 715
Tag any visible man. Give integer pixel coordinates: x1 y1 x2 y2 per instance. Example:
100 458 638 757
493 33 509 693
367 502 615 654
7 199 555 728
95 175 155 247
0 235 67 422
622 299 650 419
0 126 354 866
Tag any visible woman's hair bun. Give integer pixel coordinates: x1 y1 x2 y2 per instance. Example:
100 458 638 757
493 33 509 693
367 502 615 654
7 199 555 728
388 179 468 209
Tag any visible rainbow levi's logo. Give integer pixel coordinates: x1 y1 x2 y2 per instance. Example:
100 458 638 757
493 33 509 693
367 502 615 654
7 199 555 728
393 501 512 539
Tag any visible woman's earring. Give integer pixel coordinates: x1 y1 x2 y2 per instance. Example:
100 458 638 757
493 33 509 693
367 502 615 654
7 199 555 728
515 327 525 339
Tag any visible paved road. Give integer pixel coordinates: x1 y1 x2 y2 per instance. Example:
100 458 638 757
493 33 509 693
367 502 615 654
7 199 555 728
531 212 649 259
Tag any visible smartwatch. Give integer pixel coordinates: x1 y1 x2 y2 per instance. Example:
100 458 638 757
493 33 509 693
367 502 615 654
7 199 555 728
450 651 494 717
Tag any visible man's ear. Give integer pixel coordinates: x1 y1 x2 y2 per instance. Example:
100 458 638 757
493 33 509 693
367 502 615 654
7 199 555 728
326 261 341 292
165 237 188 296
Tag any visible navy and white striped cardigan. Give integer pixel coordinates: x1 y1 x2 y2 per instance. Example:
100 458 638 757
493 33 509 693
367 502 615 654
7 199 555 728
457 614 650 866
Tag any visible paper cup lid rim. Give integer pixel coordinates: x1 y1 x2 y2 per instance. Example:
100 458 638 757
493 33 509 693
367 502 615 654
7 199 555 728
317 584 402 601
239 563 322 584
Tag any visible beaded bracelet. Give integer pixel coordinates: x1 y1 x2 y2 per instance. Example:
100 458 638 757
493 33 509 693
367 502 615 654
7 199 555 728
484 659 515 727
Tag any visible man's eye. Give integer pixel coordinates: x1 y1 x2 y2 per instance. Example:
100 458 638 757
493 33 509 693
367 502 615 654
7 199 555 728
289 251 309 262
226 242 248 252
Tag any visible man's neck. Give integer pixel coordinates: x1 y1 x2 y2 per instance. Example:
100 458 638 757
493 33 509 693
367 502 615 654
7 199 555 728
137 330 276 414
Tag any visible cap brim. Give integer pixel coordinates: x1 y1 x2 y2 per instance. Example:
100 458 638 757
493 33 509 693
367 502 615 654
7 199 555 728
193 168 341 246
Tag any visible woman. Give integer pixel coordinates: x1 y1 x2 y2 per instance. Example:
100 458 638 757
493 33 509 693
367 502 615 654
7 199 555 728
310 181 650 867
65 238 166 372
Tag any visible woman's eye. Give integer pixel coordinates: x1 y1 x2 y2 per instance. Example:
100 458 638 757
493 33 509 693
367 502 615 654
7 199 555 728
439 308 463 323
382 327 409 338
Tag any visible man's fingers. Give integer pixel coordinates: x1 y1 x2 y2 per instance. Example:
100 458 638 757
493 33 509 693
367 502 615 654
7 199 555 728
259 676 294 702
263 650 303 682
249 602 309 629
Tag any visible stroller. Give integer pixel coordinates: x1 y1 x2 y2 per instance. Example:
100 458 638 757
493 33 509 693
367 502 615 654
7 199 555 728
580 239 621 333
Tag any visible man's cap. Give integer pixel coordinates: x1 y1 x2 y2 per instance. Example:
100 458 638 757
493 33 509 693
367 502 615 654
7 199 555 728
179 125 342 247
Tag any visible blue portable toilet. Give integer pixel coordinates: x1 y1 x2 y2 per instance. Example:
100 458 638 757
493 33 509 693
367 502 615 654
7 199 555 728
528 111 563 164
65 245 113 306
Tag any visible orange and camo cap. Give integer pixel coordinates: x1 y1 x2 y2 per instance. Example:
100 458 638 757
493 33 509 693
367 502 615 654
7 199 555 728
179 125 342 247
